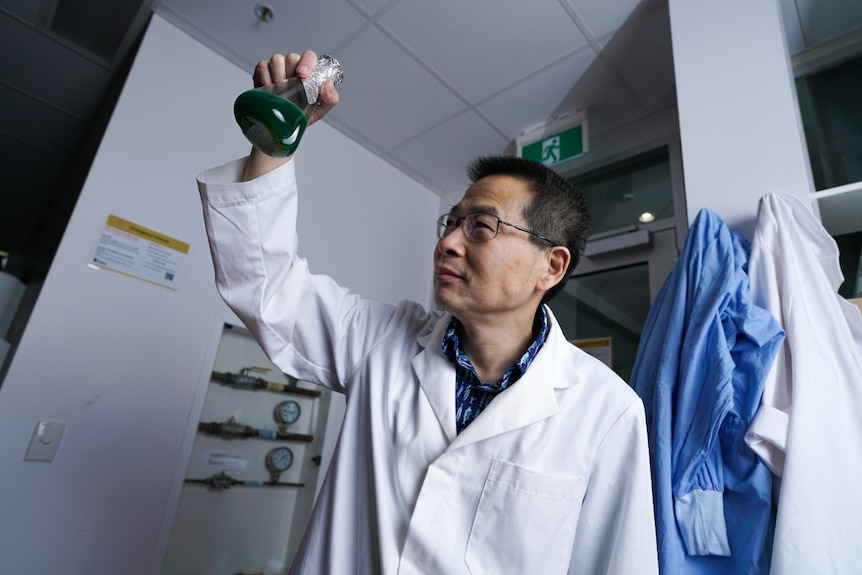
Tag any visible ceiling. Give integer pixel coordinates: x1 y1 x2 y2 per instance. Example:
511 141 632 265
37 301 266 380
2 0 862 280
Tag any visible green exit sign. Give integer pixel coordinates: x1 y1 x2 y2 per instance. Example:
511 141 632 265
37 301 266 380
518 120 587 167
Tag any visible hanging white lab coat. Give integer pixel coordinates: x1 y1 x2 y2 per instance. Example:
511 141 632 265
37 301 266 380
745 190 862 574
198 158 658 575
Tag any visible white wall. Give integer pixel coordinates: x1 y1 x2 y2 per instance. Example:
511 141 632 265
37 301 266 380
0 15 438 575
669 0 815 240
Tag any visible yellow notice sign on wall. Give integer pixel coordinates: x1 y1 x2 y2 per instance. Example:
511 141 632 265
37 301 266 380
90 214 190 290
571 337 612 368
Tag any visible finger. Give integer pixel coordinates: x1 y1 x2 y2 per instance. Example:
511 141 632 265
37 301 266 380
281 52 301 80
320 79 339 108
268 53 287 83
295 49 319 80
253 59 273 88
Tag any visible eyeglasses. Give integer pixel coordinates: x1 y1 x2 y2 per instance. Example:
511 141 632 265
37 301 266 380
436 213 556 245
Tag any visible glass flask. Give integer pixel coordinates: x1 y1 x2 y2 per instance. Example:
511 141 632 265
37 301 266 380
234 54 343 157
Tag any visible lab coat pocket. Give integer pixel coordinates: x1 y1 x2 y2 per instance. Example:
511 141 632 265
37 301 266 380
465 458 586 575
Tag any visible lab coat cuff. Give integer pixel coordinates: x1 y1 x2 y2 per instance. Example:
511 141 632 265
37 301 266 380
197 156 296 205
674 489 731 556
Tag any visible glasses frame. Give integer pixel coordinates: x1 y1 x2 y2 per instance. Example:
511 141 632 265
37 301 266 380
437 213 557 245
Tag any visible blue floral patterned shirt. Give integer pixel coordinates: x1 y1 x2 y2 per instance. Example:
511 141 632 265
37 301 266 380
442 308 549 434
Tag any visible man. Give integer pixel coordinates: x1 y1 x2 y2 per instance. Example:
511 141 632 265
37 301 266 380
198 50 658 574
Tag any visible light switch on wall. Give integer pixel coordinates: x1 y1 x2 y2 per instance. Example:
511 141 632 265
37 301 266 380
24 420 66 462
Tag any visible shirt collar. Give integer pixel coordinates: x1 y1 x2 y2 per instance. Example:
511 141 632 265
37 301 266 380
441 307 549 390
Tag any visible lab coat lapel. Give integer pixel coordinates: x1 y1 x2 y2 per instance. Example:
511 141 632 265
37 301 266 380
449 347 561 449
411 310 578 449
450 313 577 449
412 315 458 443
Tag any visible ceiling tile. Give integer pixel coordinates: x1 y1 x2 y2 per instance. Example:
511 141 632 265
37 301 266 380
390 111 509 195
350 0 392 17
379 0 588 102
328 26 467 151
598 4 675 112
0 14 111 119
510 47 643 138
0 85 85 154
0 0 41 24
0 135 63 251
478 46 599 139
795 0 862 47
630 0 669 17
51 0 142 62
157 0 368 69
0 136 62 188
564 0 643 38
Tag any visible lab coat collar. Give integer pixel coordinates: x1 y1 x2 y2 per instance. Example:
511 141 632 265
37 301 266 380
413 313 459 442
412 306 579 448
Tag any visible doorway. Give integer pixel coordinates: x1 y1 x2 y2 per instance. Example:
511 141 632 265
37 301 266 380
549 145 684 383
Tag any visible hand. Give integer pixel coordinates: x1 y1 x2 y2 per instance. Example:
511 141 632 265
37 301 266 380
242 50 340 180
253 50 339 126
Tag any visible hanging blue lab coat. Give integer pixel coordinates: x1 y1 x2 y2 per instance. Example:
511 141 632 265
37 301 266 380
631 209 784 575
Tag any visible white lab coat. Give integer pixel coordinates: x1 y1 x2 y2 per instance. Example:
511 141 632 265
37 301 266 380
198 158 658 575
745 191 862 574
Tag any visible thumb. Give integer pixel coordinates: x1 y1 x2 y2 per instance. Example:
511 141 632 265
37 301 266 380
309 79 339 125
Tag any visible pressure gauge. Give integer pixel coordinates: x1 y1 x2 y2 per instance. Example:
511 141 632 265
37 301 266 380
274 400 301 425
265 446 294 481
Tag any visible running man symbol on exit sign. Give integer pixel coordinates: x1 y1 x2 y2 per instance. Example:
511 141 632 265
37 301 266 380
519 123 586 167
542 136 561 164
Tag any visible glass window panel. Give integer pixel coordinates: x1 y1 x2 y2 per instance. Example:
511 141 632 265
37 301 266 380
570 150 674 236
836 231 862 298
797 54 862 297
549 263 651 383
797 56 862 190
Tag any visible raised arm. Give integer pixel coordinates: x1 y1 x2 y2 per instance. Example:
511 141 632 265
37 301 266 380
241 50 340 181
198 50 400 392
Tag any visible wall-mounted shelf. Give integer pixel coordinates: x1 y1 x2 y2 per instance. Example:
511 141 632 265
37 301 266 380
814 180 862 237
160 322 332 575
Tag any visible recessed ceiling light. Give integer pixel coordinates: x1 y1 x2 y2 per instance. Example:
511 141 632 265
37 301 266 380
638 212 655 223
255 4 275 23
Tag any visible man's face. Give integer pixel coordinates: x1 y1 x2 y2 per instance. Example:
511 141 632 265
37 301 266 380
433 175 548 325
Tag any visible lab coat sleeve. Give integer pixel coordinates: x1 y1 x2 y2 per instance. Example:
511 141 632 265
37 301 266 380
569 399 659 575
197 157 401 391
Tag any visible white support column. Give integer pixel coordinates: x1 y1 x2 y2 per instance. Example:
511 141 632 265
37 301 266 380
668 0 815 240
